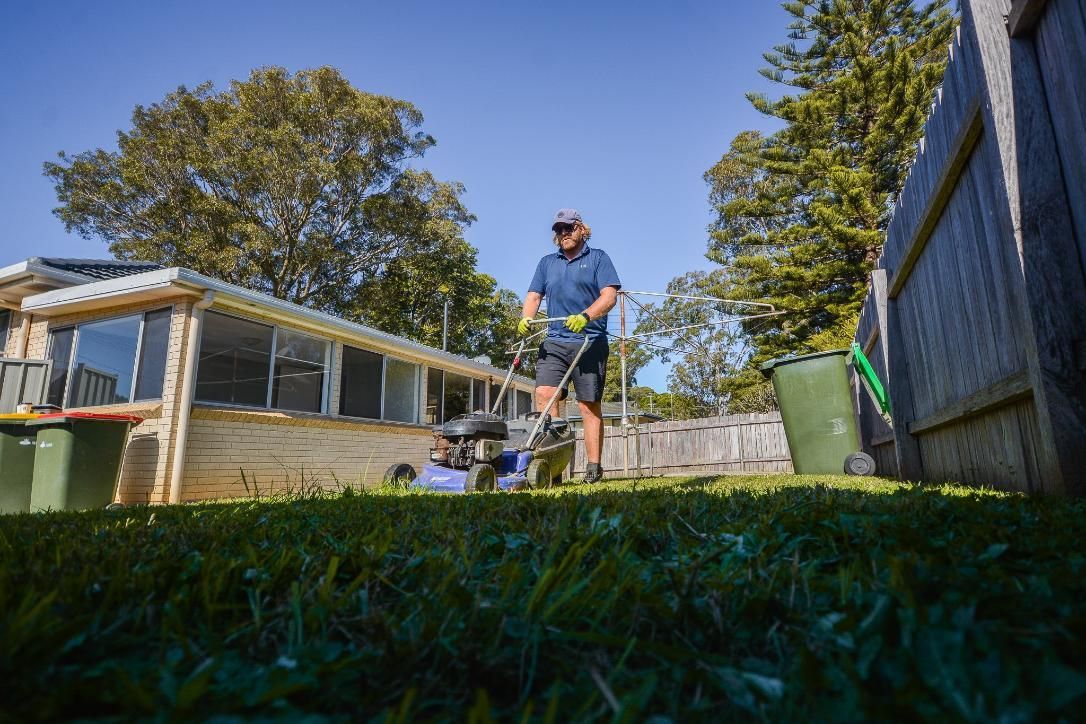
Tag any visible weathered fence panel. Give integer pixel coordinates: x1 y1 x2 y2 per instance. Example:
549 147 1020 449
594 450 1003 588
852 0 1086 494
0 357 51 412
571 412 792 478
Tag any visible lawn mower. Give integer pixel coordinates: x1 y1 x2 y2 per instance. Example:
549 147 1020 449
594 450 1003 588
382 318 588 493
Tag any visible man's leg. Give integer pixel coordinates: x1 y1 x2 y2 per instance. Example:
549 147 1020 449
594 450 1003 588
535 386 564 417
578 399 604 467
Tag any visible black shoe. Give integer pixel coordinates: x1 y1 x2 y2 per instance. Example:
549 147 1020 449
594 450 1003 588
581 464 603 485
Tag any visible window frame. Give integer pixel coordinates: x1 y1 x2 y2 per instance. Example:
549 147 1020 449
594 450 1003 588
195 309 332 414
46 306 174 408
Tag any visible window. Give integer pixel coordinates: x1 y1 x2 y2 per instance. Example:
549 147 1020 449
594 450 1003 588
340 346 382 419
271 329 329 413
489 383 507 418
195 311 330 413
46 309 172 408
339 345 420 423
134 309 172 401
443 372 470 422
516 389 533 418
426 368 443 424
195 312 273 406
46 328 74 406
384 358 419 423
0 309 10 353
425 370 484 424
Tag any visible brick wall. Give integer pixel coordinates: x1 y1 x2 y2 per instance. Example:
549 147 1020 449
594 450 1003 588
179 407 433 500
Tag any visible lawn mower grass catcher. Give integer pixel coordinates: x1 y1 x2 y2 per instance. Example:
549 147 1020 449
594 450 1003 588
382 318 585 493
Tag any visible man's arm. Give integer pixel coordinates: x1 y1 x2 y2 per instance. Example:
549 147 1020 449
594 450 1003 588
522 291 543 319
582 286 618 322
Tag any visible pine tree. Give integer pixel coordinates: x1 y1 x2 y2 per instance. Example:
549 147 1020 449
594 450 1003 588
709 0 957 369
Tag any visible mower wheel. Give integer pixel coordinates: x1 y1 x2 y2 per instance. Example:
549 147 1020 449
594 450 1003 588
525 462 551 490
383 463 417 488
465 463 497 492
526 459 551 489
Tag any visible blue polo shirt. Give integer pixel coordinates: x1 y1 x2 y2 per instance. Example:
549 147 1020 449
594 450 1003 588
528 244 621 342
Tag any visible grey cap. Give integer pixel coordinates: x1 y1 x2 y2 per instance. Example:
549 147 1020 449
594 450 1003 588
551 208 583 229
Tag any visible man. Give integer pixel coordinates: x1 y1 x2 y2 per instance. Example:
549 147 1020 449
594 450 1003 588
518 208 620 484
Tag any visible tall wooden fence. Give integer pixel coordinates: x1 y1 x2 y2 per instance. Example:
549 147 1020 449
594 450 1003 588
852 0 1086 494
571 413 792 478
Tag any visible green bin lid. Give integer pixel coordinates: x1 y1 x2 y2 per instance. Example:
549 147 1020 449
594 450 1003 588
759 348 850 378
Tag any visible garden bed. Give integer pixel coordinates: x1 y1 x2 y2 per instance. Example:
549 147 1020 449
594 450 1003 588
2 475 1084 720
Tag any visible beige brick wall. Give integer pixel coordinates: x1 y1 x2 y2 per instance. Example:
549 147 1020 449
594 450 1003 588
179 407 433 501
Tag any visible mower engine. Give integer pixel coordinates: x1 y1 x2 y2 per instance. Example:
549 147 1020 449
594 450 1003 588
430 412 509 470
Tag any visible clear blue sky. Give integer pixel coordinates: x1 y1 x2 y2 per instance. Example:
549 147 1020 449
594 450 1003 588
1 0 789 390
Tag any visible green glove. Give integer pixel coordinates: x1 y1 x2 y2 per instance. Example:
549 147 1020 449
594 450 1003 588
517 317 533 336
564 313 590 334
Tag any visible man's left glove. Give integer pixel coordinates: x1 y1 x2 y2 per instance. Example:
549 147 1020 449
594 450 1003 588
517 317 533 337
564 313 591 334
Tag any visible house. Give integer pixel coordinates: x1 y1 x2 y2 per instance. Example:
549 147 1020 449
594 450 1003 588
0 257 536 504
563 400 666 431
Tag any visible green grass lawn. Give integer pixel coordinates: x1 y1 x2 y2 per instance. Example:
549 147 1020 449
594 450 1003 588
2 474 1085 721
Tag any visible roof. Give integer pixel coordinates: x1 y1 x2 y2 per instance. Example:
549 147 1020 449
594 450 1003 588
565 401 666 422
30 257 164 281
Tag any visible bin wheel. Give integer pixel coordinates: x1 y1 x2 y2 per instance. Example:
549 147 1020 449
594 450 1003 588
105 502 126 511
526 459 551 489
383 463 417 488
844 452 876 476
465 463 497 492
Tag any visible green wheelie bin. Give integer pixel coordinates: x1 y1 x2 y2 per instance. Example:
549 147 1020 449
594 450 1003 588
27 412 142 512
0 414 41 514
760 349 875 475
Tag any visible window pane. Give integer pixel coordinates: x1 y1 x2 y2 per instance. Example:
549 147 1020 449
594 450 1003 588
426 368 443 424
340 345 382 418
46 327 75 407
516 389 533 418
472 379 486 413
490 383 507 418
443 372 470 421
133 308 172 401
271 329 328 413
196 312 273 406
384 358 418 423
67 315 142 407
0 309 10 354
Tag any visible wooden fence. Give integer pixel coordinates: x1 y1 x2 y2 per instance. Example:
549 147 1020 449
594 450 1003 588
852 0 1086 494
570 412 792 478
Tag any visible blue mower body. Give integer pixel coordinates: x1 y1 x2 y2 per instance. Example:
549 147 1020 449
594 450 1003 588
391 412 575 494
414 450 536 493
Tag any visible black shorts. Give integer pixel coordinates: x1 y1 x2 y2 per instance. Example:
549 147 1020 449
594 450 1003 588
536 336 609 403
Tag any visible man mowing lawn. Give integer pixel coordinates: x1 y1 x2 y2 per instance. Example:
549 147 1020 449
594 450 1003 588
519 208 620 484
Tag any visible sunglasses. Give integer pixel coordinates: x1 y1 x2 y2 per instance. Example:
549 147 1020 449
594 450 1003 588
553 223 577 236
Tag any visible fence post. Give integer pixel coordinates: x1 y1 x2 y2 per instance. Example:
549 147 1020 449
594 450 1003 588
878 268 924 480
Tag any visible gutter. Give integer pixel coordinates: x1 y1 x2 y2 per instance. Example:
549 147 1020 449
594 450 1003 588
168 291 215 504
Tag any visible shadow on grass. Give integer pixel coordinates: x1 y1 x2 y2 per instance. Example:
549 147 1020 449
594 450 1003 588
1 476 1084 721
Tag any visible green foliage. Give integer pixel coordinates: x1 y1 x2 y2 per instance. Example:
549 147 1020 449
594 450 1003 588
602 338 651 403
2 476 1084 719
43 66 520 359
692 1 957 401
348 237 522 364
